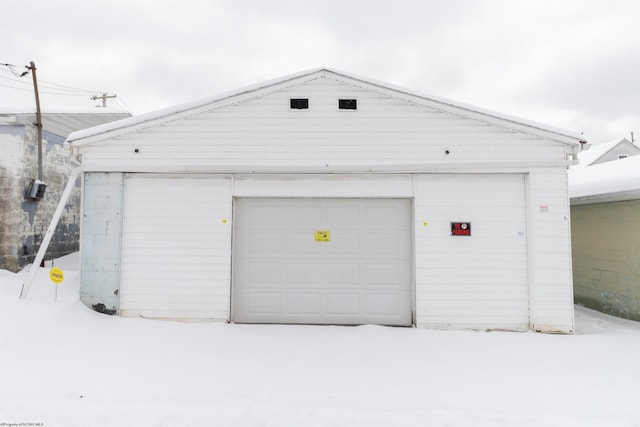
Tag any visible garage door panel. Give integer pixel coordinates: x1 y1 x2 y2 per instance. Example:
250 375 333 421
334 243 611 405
248 205 283 227
285 293 322 314
366 292 409 315
247 292 281 314
249 233 283 255
324 233 360 255
364 263 409 286
233 198 412 325
285 233 323 256
326 293 360 315
325 206 361 227
246 262 282 284
326 263 359 285
285 263 323 285
363 206 407 227
362 234 407 257
286 206 322 227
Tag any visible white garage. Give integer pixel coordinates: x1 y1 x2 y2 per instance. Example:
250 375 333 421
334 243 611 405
67 68 585 333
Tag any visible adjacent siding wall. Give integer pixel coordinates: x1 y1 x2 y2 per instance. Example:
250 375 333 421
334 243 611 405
528 168 574 332
572 200 640 321
414 174 530 331
80 172 123 313
119 175 232 320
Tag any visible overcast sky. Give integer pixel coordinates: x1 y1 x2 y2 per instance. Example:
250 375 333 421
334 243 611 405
1 0 639 143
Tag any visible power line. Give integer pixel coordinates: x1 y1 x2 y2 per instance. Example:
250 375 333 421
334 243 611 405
1 62 131 110
0 82 34 92
0 82 103 97
114 96 135 114
1 73 104 95
1 62 113 97
39 79 104 94
0 63 25 77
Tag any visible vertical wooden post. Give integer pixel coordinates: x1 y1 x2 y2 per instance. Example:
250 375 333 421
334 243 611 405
27 61 43 181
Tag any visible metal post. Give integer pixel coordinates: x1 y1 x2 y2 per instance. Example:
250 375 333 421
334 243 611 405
28 61 43 181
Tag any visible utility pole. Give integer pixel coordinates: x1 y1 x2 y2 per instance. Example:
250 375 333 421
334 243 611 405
26 61 43 181
91 93 117 107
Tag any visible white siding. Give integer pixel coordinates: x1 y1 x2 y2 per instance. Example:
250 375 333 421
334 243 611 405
119 175 232 320
109 172 575 331
527 168 574 332
79 77 569 173
415 174 530 330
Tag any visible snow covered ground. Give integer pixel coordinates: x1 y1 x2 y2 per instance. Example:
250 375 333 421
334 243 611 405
1 254 639 427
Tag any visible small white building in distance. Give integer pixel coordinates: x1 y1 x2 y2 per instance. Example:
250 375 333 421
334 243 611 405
576 137 640 167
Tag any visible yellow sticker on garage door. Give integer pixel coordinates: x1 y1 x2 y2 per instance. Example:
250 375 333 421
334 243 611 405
315 231 330 242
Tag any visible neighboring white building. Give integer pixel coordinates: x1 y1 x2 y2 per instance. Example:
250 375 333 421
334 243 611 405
66 68 585 332
576 137 640 167
0 108 130 272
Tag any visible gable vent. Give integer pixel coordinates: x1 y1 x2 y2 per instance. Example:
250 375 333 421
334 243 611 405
290 98 309 109
338 99 357 110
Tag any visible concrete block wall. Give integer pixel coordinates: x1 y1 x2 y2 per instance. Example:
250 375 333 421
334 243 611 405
571 199 640 321
0 123 80 272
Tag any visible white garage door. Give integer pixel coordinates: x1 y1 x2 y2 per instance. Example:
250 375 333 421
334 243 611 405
232 198 413 325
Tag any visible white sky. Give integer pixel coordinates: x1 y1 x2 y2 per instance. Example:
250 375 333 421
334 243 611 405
1 0 639 143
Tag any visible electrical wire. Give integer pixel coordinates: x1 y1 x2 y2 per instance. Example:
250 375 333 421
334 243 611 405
0 82 33 92
1 74 104 96
1 63 132 111
0 63 24 77
114 96 135 114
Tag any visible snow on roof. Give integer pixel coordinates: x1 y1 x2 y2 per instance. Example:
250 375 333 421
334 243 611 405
66 68 586 146
569 154 640 204
575 138 634 167
0 108 132 138
0 106 130 115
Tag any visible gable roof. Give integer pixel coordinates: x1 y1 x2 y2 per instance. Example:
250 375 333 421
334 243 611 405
569 154 640 204
575 137 640 167
66 68 587 147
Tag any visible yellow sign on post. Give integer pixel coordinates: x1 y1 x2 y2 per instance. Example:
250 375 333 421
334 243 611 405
49 267 64 284
315 231 330 242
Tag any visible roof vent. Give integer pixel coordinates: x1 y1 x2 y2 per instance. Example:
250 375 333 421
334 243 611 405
290 98 309 109
338 99 357 110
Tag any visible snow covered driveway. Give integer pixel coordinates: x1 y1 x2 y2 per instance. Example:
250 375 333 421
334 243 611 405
1 256 639 427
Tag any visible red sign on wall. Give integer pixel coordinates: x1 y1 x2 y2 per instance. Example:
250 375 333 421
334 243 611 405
451 222 471 236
